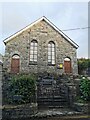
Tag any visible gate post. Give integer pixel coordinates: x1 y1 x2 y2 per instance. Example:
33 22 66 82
67 83 77 107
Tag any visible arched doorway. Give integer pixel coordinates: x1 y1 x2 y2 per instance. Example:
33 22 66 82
64 57 72 73
11 54 20 73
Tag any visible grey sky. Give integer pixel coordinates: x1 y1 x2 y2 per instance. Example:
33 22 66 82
0 2 88 58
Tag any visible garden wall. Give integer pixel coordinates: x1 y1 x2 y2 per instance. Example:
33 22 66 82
2 103 37 119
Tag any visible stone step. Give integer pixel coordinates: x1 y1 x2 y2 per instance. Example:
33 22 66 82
37 96 68 107
37 92 68 97
38 98 66 100
38 100 68 104
37 95 67 99
38 101 68 108
37 99 67 103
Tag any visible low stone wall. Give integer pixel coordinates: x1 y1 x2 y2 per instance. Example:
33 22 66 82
2 103 37 119
73 103 89 114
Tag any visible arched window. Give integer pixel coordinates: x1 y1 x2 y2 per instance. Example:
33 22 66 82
30 40 37 62
48 41 55 65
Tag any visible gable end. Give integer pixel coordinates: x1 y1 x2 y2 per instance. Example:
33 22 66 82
3 16 79 49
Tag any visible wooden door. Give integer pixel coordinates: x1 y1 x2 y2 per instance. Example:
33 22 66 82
11 57 20 73
64 60 71 73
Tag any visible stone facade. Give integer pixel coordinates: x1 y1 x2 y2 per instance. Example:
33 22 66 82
0 54 3 63
2 103 37 119
0 54 3 120
3 17 78 75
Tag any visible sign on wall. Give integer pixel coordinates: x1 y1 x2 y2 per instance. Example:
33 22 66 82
57 63 63 69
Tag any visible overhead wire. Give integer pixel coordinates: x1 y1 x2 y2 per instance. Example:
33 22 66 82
62 27 90 31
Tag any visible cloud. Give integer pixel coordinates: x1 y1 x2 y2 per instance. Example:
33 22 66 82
1 2 88 58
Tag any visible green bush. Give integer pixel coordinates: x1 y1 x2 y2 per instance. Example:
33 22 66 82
8 74 37 104
80 77 90 101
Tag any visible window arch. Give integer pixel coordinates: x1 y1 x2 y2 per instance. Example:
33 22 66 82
48 41 55 65
30 40 38 62
64 57 71 61
12 54 20 59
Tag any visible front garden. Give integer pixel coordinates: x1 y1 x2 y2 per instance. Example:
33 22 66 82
2 73 90 119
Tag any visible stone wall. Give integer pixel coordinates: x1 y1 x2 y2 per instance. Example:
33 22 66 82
0 54 3 63
2 103 37 119
0 61 2 120
3 20 78 75
73 103 89 114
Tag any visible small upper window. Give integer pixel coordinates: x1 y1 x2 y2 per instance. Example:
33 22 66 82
30 40 38 63
48 41 55 65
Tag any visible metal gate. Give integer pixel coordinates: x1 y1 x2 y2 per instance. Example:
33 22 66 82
37 77 69 108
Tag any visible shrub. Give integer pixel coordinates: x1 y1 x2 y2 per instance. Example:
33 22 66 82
80 77 90 101
8 74 37 104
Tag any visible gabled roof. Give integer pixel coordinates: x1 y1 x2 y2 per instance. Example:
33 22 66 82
3 16 79 48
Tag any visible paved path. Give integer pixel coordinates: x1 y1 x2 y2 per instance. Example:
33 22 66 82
31 107 89 120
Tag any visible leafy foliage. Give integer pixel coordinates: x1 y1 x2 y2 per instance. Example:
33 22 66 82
80 77 90 101
8 74 37 104
78 58 90 75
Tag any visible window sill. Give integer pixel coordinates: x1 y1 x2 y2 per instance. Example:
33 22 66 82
48 64 56 66
29 62 37 65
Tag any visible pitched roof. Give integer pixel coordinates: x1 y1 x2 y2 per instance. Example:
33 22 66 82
3 16 79 48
